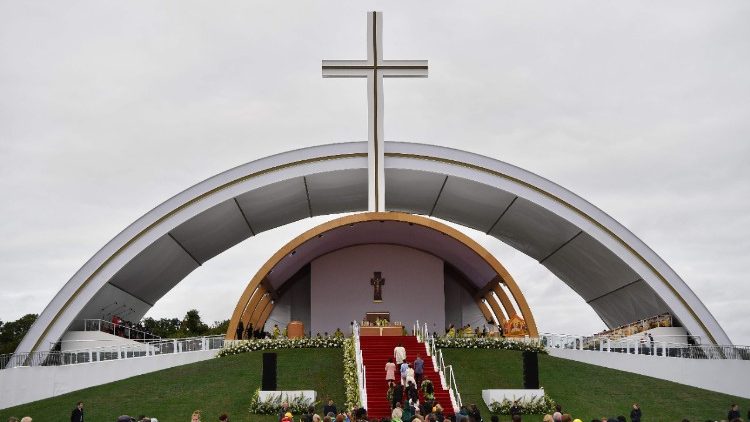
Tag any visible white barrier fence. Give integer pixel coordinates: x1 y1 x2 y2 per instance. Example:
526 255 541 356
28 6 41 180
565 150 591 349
2 335 225 370
539 332 750 360
352 321 368 409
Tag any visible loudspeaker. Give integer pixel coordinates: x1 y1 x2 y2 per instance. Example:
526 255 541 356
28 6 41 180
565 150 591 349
522 351 539 389
262 352 277 391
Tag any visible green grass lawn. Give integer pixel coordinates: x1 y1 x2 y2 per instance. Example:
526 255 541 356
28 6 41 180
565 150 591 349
0 348 345 422
442 349 750 422
4 347 749 422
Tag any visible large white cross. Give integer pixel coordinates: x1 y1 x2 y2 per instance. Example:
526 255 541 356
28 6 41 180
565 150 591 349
322 11 428 212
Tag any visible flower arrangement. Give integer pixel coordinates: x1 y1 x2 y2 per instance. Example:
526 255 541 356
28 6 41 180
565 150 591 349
487 394 557 415
342 338 360 410
217 337 344 358
434 337 546 354
248 388 318 415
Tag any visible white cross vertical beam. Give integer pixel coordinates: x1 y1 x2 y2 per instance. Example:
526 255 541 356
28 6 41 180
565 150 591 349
322 11 428 212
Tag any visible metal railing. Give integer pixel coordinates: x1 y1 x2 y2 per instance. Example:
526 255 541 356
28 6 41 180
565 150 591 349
423 332 462 410
351 321 368 409
414 320 429 344
539 333 750 360
2 335 224 370
81 319 161 342
434 341 462 409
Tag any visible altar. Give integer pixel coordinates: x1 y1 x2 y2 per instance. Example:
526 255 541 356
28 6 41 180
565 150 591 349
360 312 404 336
360 326 404 336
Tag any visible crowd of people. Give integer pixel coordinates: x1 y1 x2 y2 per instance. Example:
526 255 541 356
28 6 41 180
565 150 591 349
385 342 438 421
276 398 453 422
234 320 267 340
107 315 153 339
594 313 673 340
271 400 743 422
445 324 498 338
272 401 750 422
278 401 367 422
6 397 748 422
234 321 347 340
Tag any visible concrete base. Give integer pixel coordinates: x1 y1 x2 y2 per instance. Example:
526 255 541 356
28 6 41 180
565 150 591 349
482 389 545 406
258 390 317 403
0 349 218 410
548 348 750 399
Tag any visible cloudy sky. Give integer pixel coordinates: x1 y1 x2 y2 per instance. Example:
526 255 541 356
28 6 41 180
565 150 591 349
1 2 748 344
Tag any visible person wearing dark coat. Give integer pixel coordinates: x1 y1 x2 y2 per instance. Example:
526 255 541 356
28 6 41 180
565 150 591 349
468 404 482 422
629 403 641 422
406 381 419 404
70 401 84 422
392 383 404 410
236 320 244 340
323 399 337 416
727 404 740 421
509 401 522 417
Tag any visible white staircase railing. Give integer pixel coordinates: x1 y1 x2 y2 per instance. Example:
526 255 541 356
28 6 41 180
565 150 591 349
421 333 462 411
352 321 368 409
414 320 429 344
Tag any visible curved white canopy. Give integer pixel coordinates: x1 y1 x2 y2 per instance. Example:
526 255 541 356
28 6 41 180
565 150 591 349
15 141 731 354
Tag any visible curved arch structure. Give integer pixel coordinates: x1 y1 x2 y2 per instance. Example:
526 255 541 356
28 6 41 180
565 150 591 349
16 141 731 355
227 212 538 337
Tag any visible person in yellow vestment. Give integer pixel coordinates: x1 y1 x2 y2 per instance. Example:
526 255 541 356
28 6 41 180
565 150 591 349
446 324 456 338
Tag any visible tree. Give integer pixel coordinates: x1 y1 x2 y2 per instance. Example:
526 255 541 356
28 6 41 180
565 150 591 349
208 319 230 335
141 313 224 339
0 314 38 354
180 309 208 336
141 317 181 338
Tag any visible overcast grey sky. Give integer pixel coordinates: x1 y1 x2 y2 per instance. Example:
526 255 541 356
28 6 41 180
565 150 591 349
1 1 749 344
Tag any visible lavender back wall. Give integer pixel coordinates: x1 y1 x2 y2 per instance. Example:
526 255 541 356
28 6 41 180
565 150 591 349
311 244 445 336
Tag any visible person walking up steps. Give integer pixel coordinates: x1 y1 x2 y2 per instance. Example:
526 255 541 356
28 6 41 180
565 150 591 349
385 358 397 386
413 355 424 386
406 363 416 386
394 343 406 365
392 382 404 410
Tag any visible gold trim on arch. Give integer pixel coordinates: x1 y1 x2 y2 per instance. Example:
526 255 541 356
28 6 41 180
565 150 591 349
226 211 539 339
491 281 517 317
476 299 496 325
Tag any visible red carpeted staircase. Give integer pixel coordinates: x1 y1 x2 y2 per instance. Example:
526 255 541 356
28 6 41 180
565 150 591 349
359 335 455 419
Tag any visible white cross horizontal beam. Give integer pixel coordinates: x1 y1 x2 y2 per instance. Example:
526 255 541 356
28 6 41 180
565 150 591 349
322 11 428 211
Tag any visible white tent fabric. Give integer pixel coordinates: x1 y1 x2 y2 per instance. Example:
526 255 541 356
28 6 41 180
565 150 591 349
15 141 730 355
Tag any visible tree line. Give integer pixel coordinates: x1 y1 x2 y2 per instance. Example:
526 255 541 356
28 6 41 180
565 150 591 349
0 310 229 355
141 310 229 339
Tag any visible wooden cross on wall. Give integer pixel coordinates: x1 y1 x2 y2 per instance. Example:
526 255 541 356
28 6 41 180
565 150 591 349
370 271 385 302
